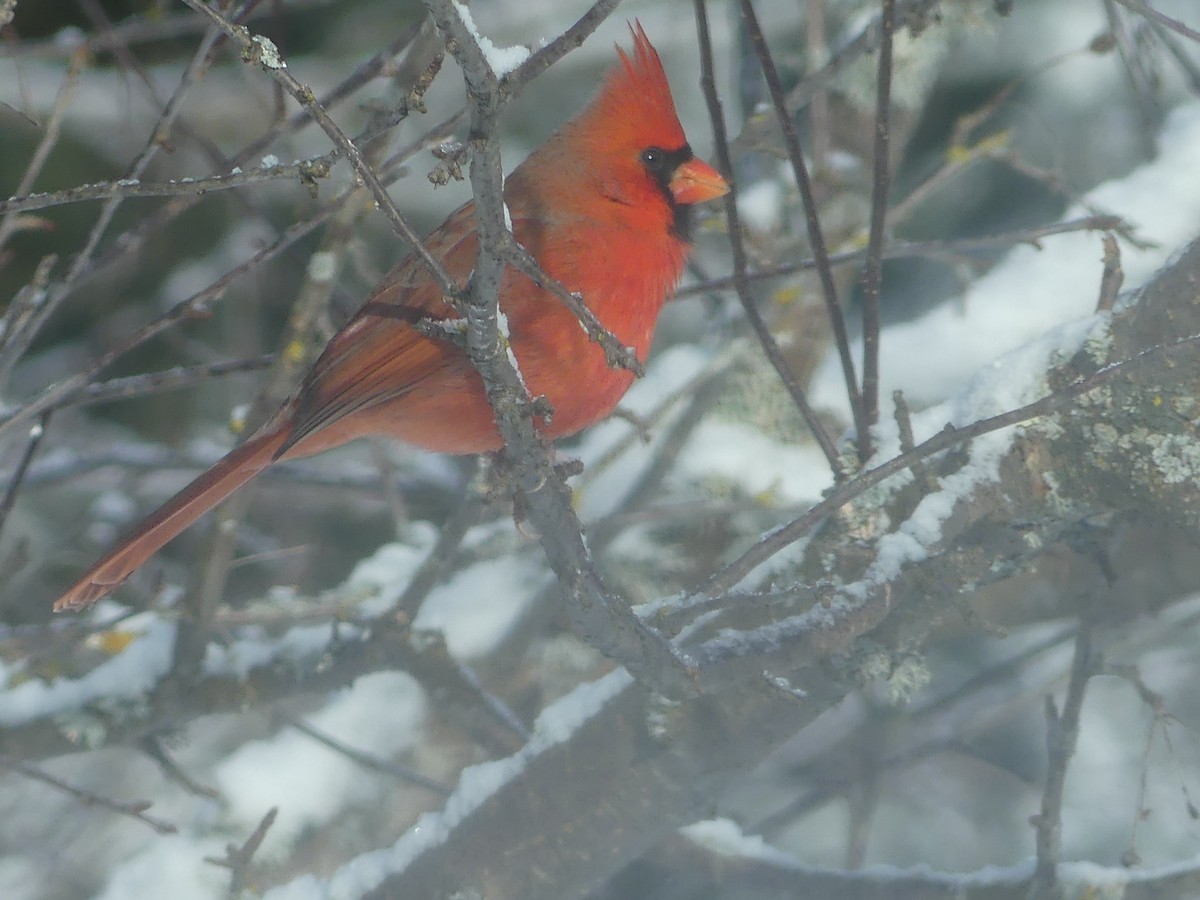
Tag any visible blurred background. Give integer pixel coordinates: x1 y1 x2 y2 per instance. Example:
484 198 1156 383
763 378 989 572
2 0 1200 897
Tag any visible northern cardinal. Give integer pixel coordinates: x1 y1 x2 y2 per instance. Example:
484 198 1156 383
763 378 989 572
53 23 728 612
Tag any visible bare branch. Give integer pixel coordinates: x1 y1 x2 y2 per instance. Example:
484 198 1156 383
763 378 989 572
691 327 1200 635
0 159 332 216
736 0 865 463
421 0 695 695
0 753 177 835
0 412 50 548
0 47 87 255
204 806 278 895
694 0 843 478
1028 619 1097 899
673 215 1127 300
859 0 898 459
180 0 460 298
733 0 945 151
5 0 341 60
1112 0 1200 43
1096 232 1125 312
0 198 337 442
502 239 643 374
500 0 623 92
63 356 275 408
280 713 451 795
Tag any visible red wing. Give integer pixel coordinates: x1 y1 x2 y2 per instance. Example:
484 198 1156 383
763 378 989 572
278 202 480 456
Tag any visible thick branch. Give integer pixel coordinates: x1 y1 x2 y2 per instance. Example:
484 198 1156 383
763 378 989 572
345 236 1200 900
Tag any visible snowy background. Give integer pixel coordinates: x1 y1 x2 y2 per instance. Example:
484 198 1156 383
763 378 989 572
3 0 1200 897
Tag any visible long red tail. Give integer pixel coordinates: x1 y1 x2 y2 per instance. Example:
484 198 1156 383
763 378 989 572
53 428 288 612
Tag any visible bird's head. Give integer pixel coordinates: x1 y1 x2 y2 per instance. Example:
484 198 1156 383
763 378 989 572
543 22 729 239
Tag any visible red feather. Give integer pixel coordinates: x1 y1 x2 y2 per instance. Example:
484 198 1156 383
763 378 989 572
53 23 728 612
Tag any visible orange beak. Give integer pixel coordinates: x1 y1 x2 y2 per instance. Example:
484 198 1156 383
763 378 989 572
669 157 729 205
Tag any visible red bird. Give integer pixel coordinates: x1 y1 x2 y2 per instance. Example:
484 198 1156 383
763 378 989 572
54 24 728 612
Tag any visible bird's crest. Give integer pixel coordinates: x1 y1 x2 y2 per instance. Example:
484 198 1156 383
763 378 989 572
578 22 688 152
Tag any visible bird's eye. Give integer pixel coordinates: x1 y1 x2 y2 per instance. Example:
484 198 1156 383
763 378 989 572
640 148 665 172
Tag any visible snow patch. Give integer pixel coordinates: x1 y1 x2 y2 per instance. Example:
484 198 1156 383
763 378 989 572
263 670 632 899
215 672 427 854
811 101 1200 415
0 613 174 728
414 554 547 659
451 1 531 77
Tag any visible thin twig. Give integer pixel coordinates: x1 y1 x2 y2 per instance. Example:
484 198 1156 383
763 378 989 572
502 240 642 374
0 254 57 393
0 412 50 547
390 463 489 620
204 806 278 894
733 0 943 151
1102 0 1160 160
1105 662 1169 866
76 0 238 180
9 441 445 496
751 622 1078 838
0 196 341 443
672 215 1127 299
0 103 462 444
0 47 87 255
737 0 866 457
181 0 460 298
589 368 734 552
8 17 227 388
423 0 695 695
695 330 1200 602
1028 618 1096 899
447 657 533 743
1111 0 1200 43
805 0 831 170
0 754 177 834
5 0 342 59
575 339 750 486
368 438 410 537
140 736 220 798
1096 232 1124 312
0 159 332 216
858 0 898 460
62 356 275 408
499 0 623 92
280 713 451 795
402 628 534 753
1148 18 1200 94
696 0 844 478
1 14 429 405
